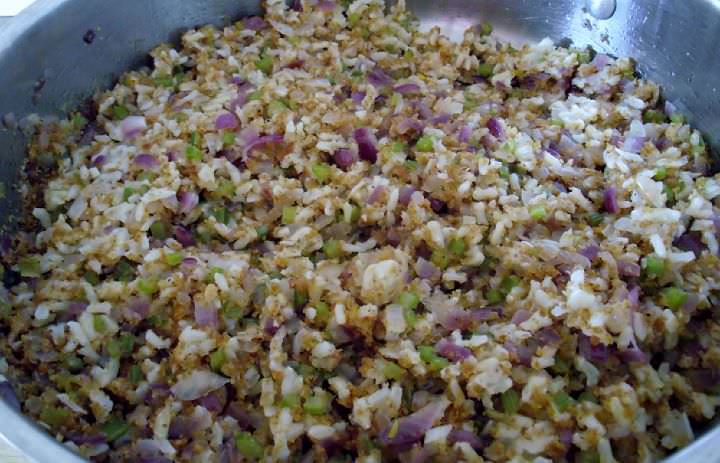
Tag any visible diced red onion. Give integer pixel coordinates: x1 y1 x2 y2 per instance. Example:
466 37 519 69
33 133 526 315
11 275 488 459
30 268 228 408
317 0 336 11
0 381 21 411
133 154 160 170
120 115 147 140
166 151 179 162
622 136 646 153
215 112 238 130
354 128 378 163
673 231 705 257
392 83 421 94
458 125 472 144
415 257 439 279
559 428 574 446
397 117 425 135
174 225 196 247
351 91 366 105
244 16 267 31
431 113 451 125
627 285 640 309
617 345 648 363
177 191 199 213
617 260 641 278
182 256 198 267
536 327 561 346
128 298 151 319
290 0 303 11
168 414 200 439
578 245 600 261
486 117 504 140
196 384 227 413
511 309 530 325
245 134 284 155
91 154 106 167
367 185 386 205
504 340 533 366
333 148 356 170
398 186 416 206
416 101 433 120
430 198 447 214
367 68 393 88
436 338 473 362
654 137 671 151
471 308 498 322
578 334 609 363
67 301 88 318
448 429 484 450
378 400 447 447
194 303 219 329
171 370 228 401
603 186 619 214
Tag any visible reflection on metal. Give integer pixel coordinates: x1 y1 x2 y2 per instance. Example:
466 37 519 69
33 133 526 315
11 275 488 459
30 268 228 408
587 0 616 20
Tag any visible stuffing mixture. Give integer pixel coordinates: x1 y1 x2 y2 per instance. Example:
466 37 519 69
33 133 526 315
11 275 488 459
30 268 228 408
1 0 719 461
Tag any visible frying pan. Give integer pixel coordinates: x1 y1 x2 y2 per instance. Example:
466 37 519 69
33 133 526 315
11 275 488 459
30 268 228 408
1 0 719 461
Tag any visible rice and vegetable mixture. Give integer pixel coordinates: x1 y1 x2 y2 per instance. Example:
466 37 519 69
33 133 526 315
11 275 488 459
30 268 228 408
1 0 720 461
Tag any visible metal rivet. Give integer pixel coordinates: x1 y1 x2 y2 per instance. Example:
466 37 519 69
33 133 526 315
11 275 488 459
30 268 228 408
587 0 616 20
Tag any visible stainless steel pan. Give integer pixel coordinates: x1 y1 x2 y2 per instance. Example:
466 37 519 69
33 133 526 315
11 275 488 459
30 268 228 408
1 0 719 461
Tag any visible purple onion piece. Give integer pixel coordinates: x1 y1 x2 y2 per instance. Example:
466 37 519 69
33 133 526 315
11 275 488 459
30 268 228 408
622 136 646 153
578 334 609 363
128 298 151 319
244 16 268 31
536 327 561 346
351 91 366 105
194 303 219 329
415 257 439 280
215 112 239 130
120 115 147 140
603 186 619 214
617 346 648 363
673 231 705 257
398 186 416 206
392 83 421 94
245 134 284 155
486 117 504 140
354 128 378 163
511 309 530 325
458 125 472 144
429 198 447 214
448 428 484 450
367 68 393 88
174 225 196 247
67 301 88 318
378 401 446 447
317 0 336 11
397 117 425 135
367 185 386 205
133 154 160 170
578 245 600 261
431 113 451 125
617 260 641 278
177 191 199 213
436 338 473 362
333 148 356 170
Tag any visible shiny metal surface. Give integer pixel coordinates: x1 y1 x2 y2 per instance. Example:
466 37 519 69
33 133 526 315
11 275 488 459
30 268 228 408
1 0 720 461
